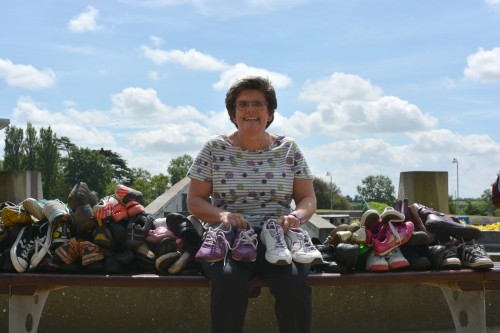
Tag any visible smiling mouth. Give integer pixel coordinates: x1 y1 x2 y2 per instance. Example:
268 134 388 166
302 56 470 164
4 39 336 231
244 117 259 121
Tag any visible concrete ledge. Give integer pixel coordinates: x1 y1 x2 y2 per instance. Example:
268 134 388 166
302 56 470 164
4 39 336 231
2 284 499 333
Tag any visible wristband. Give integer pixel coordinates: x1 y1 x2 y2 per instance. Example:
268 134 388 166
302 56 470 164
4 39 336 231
288 212 304 225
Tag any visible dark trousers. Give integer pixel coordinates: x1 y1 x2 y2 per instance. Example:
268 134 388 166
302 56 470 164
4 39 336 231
201 240 312 333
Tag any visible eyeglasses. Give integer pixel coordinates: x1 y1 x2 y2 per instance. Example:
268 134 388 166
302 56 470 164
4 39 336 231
235 101 268 110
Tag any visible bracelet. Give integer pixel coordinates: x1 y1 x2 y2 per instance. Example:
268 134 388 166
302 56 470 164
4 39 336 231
288 212 304 225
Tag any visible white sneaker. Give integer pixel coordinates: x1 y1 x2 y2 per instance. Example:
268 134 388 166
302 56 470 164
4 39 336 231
260 221 292 265
285 228 323 264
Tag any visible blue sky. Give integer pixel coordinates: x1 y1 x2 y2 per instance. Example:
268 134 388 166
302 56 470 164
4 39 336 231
1 0 500 200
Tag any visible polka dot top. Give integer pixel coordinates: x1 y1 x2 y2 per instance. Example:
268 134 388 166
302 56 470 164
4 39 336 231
187 134 313 224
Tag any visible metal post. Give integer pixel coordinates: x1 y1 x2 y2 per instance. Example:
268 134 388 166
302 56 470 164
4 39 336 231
452 158 459 208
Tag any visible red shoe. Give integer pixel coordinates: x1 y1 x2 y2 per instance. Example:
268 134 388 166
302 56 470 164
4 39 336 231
126 200 145 217
114 184 143 204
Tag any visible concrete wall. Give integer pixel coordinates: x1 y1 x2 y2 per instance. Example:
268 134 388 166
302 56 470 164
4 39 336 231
0 171 43 203
398 171 449 213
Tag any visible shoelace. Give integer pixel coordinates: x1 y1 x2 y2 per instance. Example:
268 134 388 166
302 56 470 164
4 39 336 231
456 243 486 259
267 222 287 249
387 221 404 243
230 229 258 250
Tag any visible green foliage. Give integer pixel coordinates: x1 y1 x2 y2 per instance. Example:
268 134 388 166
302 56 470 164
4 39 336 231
356 175 396 206
364 201 388 214
313 177 350 210
167 154 193 185
37 127 60 198
22 122 38 170
3 125 24 170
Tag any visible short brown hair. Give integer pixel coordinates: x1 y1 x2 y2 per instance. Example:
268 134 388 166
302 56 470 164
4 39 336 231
225 76 277 129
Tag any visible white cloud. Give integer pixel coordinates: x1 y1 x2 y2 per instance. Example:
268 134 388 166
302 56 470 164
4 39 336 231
0 58 55 90
464 47 500 83
213 63 293 90
141 46 228 70
68 6 101 33
485 0 500 6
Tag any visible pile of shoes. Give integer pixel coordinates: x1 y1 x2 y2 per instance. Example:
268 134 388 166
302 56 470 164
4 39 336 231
0 183 206 275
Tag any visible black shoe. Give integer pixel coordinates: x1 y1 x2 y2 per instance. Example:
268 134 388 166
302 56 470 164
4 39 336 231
438 242 462 270
166 213 202 254
155 251 181 274
458 241 494 270
334 243 358 270
67 181 99 211
400 246 431 270
317 260 348 274
153 237 178 257
426 244 446 269
30 221 54 269
126 214 153 249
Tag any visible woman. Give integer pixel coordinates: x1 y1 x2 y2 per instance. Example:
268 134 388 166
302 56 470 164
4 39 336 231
187 76 317 333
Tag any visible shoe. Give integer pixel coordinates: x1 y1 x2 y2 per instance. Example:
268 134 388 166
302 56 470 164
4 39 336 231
334 243 359 270
351 228 367 244
166 213 203 254
316 244 335 262
67 181 99 211
319 260 348 273
260 220 292 265
323 224 350 245
108 222 127 245
2 203 33 228
458 241 494 269
93 196 119 224
111 202 128 222
92 225 114 248
231 227 258 262
156 251 181 274
52 222 71 244
79 241 104 266
372 221 414 256
285 228 323 264
71 203 97 234
400 246 432 270
114 184 143 204
406 231 431 246
439 242 462 270
134 242 157 271
385 248 409 270
168 251 192 274
408 203 435 241
195 225 233 262
146 226 176 244
10 225 35 272
380 207 405 223
42 200 70 224
153 236 178 257
30 221 54 269
21 198 45 221
413 203 481 240
126 214 154 249
125 201 145 217
360 210 380 228
427 245 447 269
366 250 389 272
55 238 81 264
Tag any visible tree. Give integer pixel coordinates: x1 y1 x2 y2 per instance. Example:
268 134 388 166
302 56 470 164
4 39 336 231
356 175 396 206
3 125 24 170
37 127 60 198
313 177 350 210
98 148 132 185
22 122 38 170
65 147 113 198
168 154 193 185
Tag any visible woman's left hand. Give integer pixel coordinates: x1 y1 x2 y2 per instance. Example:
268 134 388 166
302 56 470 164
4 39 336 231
277 214 300 234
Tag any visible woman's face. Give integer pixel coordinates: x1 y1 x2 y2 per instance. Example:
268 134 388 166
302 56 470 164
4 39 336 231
233 89 272 133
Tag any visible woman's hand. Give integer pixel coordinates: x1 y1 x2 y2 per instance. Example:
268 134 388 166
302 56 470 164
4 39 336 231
220 212 248 230
277 214 300 234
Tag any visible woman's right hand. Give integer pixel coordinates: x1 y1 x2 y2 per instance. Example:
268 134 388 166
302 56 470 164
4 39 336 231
220 212 248 229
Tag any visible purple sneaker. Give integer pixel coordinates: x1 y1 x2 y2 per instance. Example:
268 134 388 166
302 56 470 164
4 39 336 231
231 227 258 262
195 226 233 262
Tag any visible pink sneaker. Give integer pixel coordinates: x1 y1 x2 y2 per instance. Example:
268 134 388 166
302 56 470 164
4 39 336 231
366 250 389 272
231 227 258 262
372 221 414 256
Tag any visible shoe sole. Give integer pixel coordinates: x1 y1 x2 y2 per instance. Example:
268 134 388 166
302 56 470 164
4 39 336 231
425 220 481 240
461 259 494 269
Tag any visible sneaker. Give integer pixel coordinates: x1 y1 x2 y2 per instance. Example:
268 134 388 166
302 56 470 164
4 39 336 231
126 214 154 249
92 225 114 248
260 220 292 265
195 225 233 262
71 203 97 234
146 226 176 244
366 250 389 272
79 241 104 266
380 207 405 223
55 237 81 264
114 184 143 204
372 221 414 256
285 228 323 264
166 213 203 254
406 231 431 246
125 200 145 217
67 181 99 211
1 203 33 228
21 198 45 221
439 242 462 270
400 246 432 270
93 196 119 224
428 244 447 269
231 227 258 262
134 242 157 271
458 241 494 269
360 209 380 228
10 225 36 272
334 243 359 270
30 221 54 269
168 251 192 274
52 222 71 244
152 236 178 257
385 248 409 270
42 200 70 224
156 251 182 274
